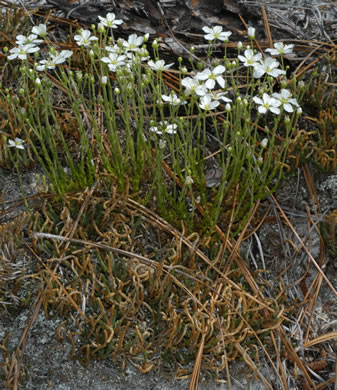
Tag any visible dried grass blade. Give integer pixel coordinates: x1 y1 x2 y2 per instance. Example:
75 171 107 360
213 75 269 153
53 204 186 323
277 328 315 389
261 4 273 49
304 331 337 348
188 333 205 390
271 194 337 297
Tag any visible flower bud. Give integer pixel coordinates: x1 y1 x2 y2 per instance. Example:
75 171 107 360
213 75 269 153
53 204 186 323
298 80 305 90
248 27 255 39
280 79 287 88
76 71 83 81
97 23 105 33
261 138 268 148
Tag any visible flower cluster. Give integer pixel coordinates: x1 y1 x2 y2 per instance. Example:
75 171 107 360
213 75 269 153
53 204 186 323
7 22 75 72
149 121 177 135
100 33 150 71
238 48 286 78
176 30 299 115
5 15 301 152
180 65 232 111
7 23 48 61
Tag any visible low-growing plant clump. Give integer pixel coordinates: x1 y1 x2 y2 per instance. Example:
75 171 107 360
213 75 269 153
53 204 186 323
1 14 305 234
1 7 336 389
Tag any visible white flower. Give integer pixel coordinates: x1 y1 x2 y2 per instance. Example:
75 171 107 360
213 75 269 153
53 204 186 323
105 44 123 55
8 137 25 149
74 30 98 47
8 44 40 60
266 42 294 56
149 121 177 135
163 123 177 134
297 107 302 115
272 89 299 113
36 58 55 71
199 95 219 111
185 176 194 185
161 93 187 106
253 57 286 79
210 90 231 103
16 34 43 46
181 77 207 96
101 53 126 72
195 65 226 89
123 34 144 51
128 47 150 62
237 41 243 49
238 49 262 67
31 24 47 37
98 12 123 29
159 139 167 149
35 77 41 86
248 27 255 39
195 85 208 96
101 76 108 85
36 50 72 71
253 93 281 114
57 50 73 61
202 26 232 42
225 103 231 111
148 59 174 71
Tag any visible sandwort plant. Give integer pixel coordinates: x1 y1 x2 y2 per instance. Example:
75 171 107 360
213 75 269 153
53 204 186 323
3 8 335 388
1 13 303 235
